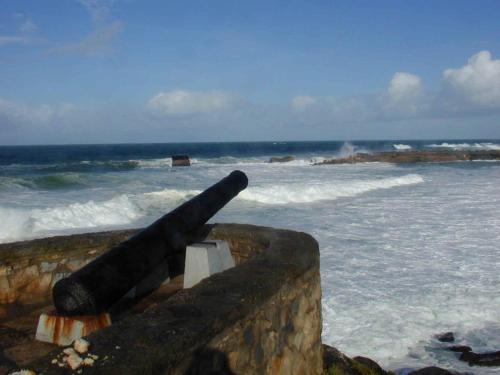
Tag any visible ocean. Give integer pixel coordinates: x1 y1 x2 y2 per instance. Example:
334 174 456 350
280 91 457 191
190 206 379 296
1 140 500 373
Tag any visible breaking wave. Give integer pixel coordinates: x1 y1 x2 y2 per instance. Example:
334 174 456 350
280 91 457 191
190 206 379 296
0 174 424 242
427 142 500 150
130 158 172 168
393 144 412 151
0 195 142 243
239 174 424 204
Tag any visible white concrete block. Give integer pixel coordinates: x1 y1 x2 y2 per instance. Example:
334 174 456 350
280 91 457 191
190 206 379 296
183 240 235 289
35 312 111 346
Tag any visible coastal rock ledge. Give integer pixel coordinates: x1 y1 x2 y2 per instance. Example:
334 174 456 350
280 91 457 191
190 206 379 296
315 150 500 165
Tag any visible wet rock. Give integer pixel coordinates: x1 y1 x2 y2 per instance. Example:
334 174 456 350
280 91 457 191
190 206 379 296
408 366 459 375
436 332 455 343
323 344 389 375
269 156 294 163
315 150 500 165
459 349 500 367
171 155 190 166
448 346 471 353
353 356 387 374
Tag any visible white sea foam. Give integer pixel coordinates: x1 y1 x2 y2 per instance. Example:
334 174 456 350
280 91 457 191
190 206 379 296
31 195 142 231
427 142 500 150
309 156 329 164
273 159 312 166
132 157 172 168
0 195 142 243
239 174 424 204
139 188 201 211
0 207 34 243
196 156 267 165
393 144 412 150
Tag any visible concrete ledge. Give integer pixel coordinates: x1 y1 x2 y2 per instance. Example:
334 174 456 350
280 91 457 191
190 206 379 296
16 224 321 374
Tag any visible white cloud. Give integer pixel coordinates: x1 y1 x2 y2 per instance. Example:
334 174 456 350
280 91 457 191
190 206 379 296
19 19 37 33
78 0 115 24
48 1 122 56
148 90 237 115
0 14 38 47
291 96 317 111
443 50 500 107
0 36 29 47
388 72 422 101
51 21 123 56
12 12 38 34
0 98 76 124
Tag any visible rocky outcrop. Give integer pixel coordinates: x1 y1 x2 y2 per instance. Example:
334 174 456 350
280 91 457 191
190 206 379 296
322 344 390 375
450 345 500 367
171 155 191 166
321 344 469 375
435 332 455 343
315 150 500 165
437 332 500 367
269 155 295 163
408 366 462 375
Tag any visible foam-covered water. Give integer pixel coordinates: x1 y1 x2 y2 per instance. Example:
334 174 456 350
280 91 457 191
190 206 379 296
1 141 500 373
428 142 500 150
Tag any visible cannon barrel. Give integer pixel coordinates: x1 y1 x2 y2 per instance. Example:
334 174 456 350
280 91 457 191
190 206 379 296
53 170 248 316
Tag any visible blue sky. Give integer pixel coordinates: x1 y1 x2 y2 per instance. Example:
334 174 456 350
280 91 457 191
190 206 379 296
1 0 499 144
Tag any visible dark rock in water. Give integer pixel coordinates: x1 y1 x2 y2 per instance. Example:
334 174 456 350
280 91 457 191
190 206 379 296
448 346 472 353
269 155 294 163
172 154 190 166
436 332 455 343
459 349 500 367
315 150 500 165
322 344 389 375
353 356 387 374
322 344 352 373
408 366 461 375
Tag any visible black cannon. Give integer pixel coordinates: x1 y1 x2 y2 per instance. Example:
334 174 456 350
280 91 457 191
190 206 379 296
53 170 248 316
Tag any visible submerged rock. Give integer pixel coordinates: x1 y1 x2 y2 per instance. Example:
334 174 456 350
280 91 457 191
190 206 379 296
435 332 455 343
408 366 462 375
459 349 500 367
448 346 471 353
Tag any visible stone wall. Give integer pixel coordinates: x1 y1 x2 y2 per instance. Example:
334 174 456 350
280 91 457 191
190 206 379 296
203 267 322 374
1 224 322 374
0 230 137 308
